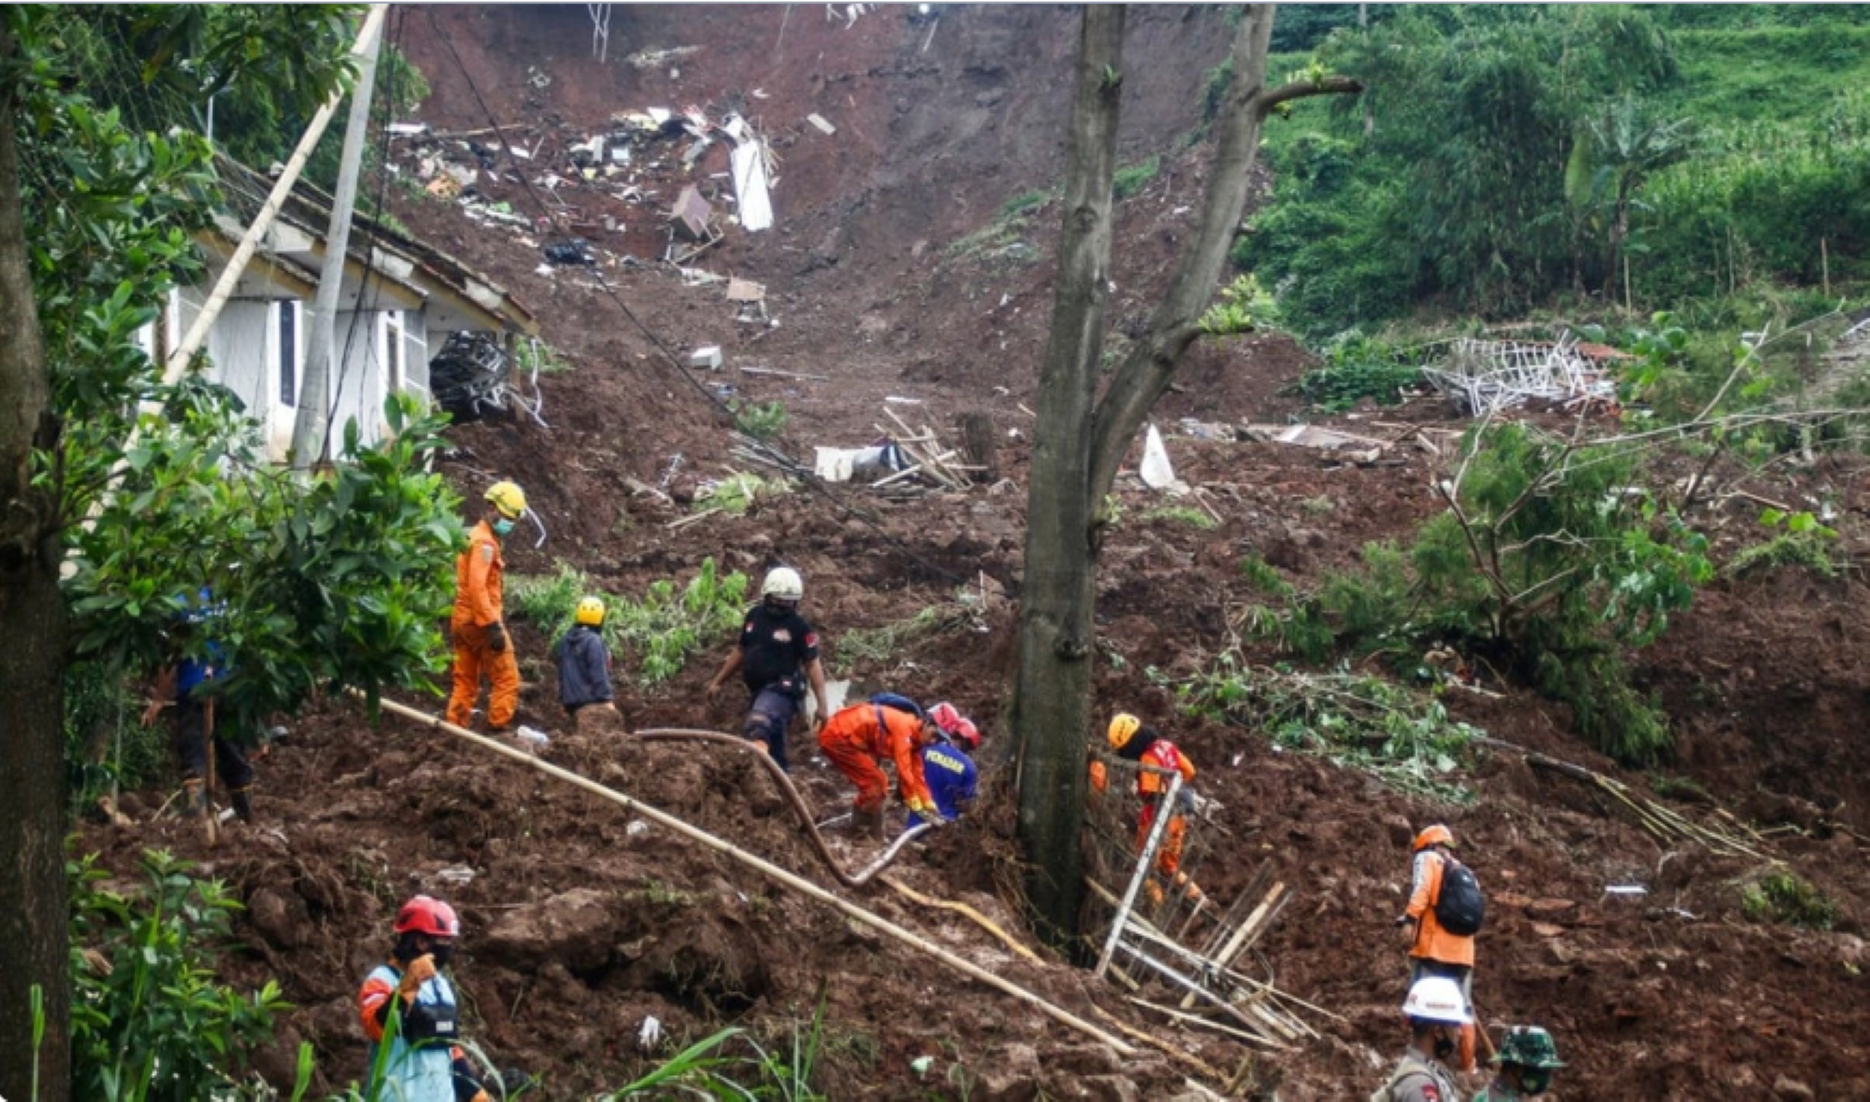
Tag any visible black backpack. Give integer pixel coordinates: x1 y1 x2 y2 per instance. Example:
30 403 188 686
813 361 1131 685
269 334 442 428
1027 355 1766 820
1433 856 1486 937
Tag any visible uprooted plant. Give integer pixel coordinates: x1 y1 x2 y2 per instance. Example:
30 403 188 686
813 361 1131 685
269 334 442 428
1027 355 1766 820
1244 420 1715 764
1155 651 1484 805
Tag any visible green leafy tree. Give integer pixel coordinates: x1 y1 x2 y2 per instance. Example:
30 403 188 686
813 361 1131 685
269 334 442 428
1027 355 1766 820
0 8 464 1098
1567 97 1696 298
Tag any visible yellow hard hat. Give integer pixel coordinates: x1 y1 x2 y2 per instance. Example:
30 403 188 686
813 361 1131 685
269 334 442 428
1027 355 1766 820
1107 712 1142 752
575 596 606 626
485 480 528 519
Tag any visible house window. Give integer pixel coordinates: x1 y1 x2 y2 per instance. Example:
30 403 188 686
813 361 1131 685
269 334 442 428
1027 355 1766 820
383 310 405 394
277 300 300 408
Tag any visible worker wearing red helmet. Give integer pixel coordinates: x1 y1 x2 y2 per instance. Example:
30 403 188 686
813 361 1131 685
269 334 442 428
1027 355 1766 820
909 701 981 830
1397 824 1478 1072
356 896 495 1102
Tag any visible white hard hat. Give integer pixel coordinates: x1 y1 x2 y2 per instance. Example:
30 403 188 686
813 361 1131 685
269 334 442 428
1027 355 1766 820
1402 976 1471 1025
762 566 804 601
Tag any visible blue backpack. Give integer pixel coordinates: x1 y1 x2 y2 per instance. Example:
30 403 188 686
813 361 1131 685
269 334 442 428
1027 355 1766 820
870 693 925 732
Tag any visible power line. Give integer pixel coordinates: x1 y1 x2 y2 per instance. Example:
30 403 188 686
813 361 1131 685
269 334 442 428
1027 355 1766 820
420 9 966 584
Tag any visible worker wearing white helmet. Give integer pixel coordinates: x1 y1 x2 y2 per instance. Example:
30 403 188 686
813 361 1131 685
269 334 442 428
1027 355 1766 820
1372 976 1471 1102
706 565 829 771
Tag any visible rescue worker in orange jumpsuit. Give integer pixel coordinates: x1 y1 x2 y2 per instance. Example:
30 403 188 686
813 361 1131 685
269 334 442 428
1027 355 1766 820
817 699 943 836
1397 824 1479 1073
446 481 527 731
1096 713 1203 908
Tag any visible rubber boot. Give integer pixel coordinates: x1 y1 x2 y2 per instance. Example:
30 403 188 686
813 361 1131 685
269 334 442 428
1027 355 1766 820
230 787 253 824
852 806 884 839
181 778 206 819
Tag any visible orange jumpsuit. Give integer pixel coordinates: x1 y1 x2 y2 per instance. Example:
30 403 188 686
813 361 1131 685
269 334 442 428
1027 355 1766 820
1134 740 1197 879
1405 848 1478 1070
446 520 518 729
817 704 933 814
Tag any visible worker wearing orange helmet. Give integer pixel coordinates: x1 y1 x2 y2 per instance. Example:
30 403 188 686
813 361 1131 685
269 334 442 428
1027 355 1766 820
1398 823 1479 1072
817 698 944 836
1097 713 1203 907
357 896 498 1102
446 481 527 731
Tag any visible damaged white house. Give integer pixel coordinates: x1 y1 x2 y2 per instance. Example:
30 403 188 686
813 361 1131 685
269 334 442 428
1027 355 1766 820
139 156 538 460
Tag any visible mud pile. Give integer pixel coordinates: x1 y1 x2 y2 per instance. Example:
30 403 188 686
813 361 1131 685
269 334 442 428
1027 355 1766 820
73 5 1870 1098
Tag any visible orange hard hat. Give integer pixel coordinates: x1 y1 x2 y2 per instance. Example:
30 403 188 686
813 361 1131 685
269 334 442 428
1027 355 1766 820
1412 824 1456 852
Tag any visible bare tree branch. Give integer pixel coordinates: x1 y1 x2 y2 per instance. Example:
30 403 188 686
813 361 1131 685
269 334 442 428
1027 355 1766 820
1258 76 1364 117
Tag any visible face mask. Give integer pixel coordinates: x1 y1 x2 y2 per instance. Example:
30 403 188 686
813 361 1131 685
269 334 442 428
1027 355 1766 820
1520 1070 1553 1096
429 941 456 968
1432 1034 1457 1062
492 517 516 536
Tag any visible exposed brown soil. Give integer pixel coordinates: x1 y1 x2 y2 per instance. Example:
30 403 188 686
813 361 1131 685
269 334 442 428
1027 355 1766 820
74 6 1870 1100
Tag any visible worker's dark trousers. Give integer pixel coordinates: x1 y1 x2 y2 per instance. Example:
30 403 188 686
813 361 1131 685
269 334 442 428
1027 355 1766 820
744 684 800 771
172 698 254 792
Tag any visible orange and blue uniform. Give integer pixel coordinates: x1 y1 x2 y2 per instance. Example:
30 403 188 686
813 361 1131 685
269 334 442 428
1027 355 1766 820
357 960 484 1102
446 519 518 729
817 703 934 815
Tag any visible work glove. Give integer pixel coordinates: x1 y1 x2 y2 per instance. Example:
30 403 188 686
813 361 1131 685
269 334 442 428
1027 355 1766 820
486 622 508 653
398 954 437 1001
469 1092 491 1102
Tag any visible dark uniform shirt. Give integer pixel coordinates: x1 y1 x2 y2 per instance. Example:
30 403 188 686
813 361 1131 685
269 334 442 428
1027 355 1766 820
737 604 819 696
554 624 613 710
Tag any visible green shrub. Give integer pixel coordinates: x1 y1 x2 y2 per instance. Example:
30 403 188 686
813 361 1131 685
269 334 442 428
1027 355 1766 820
1741 871 1837 930
732 400 788 441
1112 155 1160 200
1140 505 1217 530
509 559 749 686
697 472 790 516
516 338 573 375
70 850 289 1101
999 188 1053 218
1727 509 1841 578
1295 333 1423 410
1243 423 1713 764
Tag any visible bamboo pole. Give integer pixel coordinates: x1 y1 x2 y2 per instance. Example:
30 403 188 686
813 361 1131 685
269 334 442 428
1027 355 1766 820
164 6 389 386
366 695 1138 1057
1094 773 1183 979
1088 1004 1229 1082
1114 943 1289 1049
879 874 1044 965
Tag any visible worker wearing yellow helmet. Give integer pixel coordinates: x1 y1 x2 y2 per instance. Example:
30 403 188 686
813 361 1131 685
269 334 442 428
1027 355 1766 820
446 481 527 731
1092 712 1202 909
555 596 621 732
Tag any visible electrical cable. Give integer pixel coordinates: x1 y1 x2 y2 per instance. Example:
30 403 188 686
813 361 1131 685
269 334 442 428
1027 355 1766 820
420 9 967 585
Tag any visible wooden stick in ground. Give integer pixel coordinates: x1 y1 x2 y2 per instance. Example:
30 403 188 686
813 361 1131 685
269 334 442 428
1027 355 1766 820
878 874 1044 965
1129 996 1285 1050
364 694 1138 1058
666 507 722 530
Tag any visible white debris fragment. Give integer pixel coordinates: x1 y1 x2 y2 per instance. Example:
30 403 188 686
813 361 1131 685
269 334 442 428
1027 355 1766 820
1139 423 1184 492
807 113 837 135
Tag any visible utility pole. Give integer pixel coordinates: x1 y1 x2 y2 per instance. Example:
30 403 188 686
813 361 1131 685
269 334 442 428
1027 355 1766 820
291 4 386 470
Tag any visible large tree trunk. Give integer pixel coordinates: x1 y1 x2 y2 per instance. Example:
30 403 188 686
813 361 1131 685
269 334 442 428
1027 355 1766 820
1008 3 1359 945
0 21 73 1101
1012 4 1125 945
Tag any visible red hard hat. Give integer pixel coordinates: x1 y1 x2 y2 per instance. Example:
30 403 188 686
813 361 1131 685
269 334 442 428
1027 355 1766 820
394 895 460 938
1412 824 1456 853
929 701 963 736
951 718 981 751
